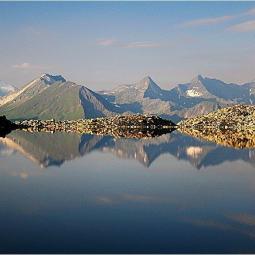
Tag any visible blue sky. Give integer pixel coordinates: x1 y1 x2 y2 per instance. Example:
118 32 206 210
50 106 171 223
0 2 255 89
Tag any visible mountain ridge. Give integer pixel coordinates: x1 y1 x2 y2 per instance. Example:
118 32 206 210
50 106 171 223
0 73 254 121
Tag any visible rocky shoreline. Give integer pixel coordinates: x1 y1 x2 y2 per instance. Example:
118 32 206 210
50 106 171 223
1 105 255 146
178 105 255 148
13 114 177 139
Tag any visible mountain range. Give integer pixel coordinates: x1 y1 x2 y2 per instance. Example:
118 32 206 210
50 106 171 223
0 73 254 121
0 130 254 169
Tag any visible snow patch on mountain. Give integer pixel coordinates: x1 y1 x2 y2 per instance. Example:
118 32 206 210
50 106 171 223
186 146 203 158
186 89 203 97
40 74 66 85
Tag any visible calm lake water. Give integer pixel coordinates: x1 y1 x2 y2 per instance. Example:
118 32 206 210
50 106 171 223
0 130 255 253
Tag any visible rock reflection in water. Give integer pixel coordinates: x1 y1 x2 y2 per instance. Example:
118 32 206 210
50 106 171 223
179 127 255 149
0 130 255 169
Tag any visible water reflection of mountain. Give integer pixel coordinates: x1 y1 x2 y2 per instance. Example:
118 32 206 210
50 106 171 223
0 130 254 169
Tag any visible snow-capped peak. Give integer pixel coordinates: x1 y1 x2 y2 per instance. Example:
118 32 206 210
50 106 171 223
40 74 66 85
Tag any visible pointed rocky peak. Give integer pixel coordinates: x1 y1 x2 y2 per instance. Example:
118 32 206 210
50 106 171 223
140 75 153 84
183 75 208 98
136 75 162 92
191 74 204 83
39 73 66 85
138 75 155 86
190 75 210 90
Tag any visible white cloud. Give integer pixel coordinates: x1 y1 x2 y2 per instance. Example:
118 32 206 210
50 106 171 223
245 7 255 16
122 41 161 49
96 39 116 46
12 62 32 69
181 15 234 27
229 19 255 32
230 213 255 226
12 62 46 70
180 7 255 28
96 39 161 49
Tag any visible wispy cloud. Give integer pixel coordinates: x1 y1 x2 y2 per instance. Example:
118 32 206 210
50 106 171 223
180 7 255 28
96 39 161 49
230 213 255 226
12 62 46 70
228 19 255 32
95 193 171 205
122 41 161 49
183 218 233 231
245 7 255 16
12 62 33 69
183 216 255 240
96 39 116 46
181 15 234 27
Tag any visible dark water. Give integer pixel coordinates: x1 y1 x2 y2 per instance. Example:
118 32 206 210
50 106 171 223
1 130 255 253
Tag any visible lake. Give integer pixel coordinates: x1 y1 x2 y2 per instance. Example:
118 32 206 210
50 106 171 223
0 130 255 253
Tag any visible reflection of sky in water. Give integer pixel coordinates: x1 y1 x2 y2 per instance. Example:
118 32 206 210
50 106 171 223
0 131 255 253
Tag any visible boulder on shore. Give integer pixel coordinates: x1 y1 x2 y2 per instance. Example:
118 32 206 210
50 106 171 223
0 115 18 137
